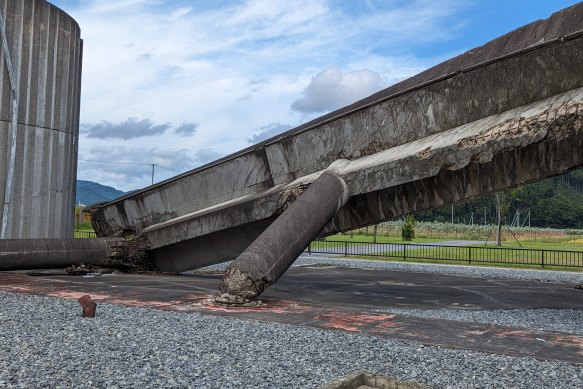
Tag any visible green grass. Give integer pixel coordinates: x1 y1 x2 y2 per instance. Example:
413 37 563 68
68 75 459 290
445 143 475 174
324 233 442 244
314 234 583 270
74 222 95 238
343 254 583 272
324 233 583 251
488 240 583 251
74 222 94 232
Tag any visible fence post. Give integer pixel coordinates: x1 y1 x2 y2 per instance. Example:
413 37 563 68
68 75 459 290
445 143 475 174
468 246 472 265
344 241 348 257
403 244 407 261
308 242 312 255
541 250 544 268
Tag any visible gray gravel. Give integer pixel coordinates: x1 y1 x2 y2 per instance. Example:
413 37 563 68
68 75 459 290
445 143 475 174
379 308 583 335
1 291 582 389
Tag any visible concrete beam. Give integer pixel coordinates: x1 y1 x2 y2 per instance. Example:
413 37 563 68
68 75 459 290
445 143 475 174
141 87 583 271
88 4 583 272
216 170 350 304
0 238 150 271
90 4 583 238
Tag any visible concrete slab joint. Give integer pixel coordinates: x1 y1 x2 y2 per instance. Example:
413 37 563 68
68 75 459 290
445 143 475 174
215 169 350 305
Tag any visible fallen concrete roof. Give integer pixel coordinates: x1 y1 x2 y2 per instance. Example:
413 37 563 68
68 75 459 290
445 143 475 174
90 3 583 272
93 2 583 211
144 88 583 250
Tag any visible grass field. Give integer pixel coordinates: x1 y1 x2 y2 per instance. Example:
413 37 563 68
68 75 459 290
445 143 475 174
316 233 583 270
74 222 96 238
323 233 583 251
322 233 443 244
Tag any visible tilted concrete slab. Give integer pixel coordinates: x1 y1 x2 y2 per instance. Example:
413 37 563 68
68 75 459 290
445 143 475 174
90 4 583 272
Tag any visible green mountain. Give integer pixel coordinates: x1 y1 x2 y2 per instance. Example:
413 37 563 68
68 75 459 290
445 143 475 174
76 180 126 206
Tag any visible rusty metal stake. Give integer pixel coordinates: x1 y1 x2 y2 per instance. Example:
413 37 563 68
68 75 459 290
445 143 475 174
78 295 97 318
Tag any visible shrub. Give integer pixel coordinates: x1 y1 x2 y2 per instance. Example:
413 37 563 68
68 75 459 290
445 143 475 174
402 216 416 241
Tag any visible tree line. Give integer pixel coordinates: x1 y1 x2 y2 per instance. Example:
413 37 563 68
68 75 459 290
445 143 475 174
415 169 583 229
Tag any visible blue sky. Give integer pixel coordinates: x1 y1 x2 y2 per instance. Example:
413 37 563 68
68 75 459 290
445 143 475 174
49 0 581 191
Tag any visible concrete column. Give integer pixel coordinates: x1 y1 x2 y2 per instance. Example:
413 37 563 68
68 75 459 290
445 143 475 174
0 238 150 271
216 170 350 304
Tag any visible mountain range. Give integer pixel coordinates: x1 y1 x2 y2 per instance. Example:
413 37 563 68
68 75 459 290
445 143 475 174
76 180 127 206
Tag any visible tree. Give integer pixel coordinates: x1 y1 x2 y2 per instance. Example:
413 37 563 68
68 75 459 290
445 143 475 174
402 216 416 241
494 186 525 246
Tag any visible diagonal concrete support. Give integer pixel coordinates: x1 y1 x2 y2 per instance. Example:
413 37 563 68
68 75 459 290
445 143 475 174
216 168 350 304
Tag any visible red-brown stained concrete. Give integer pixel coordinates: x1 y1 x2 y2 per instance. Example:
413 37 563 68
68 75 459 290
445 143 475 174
1 265 582 364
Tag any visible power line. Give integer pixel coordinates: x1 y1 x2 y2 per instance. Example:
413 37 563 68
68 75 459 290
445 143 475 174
79 158 151 166
154 164 177 172
78 159 179 185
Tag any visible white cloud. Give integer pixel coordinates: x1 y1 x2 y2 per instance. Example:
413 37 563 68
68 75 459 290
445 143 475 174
79 145 196 190
175 122 198 137
248 123 292 144
195 148 222 164
81 118 171 140
291 68 384 114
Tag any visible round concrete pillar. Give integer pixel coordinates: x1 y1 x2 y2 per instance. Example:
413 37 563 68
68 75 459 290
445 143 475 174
0 0 82 238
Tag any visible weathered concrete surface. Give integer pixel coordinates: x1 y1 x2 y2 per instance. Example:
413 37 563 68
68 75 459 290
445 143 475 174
0 1 83 238
318 371 432 389
90 4 583 272
217 170 350 303
0 238 150 271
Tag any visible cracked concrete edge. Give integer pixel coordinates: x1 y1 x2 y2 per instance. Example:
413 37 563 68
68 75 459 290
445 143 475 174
89 8 583 235
317 370 433 389
104 236 153 271
341 91 583 197
139 89 583 249
219 171 350 300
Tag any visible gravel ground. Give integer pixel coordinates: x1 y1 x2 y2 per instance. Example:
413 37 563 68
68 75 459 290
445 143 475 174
379 308 583 335
1 291 582 389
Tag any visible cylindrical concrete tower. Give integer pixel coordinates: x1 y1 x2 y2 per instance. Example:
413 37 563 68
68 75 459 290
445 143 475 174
0 0 82 238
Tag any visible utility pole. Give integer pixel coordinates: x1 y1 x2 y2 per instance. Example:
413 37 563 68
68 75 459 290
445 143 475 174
517 210 520 228
151 164 155 185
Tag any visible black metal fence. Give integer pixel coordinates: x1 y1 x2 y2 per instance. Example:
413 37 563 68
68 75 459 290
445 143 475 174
74 231 96 239
307 240 583 269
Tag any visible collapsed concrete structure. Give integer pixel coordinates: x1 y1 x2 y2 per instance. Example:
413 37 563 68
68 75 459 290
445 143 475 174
88 4 583 302
2 4 583 303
